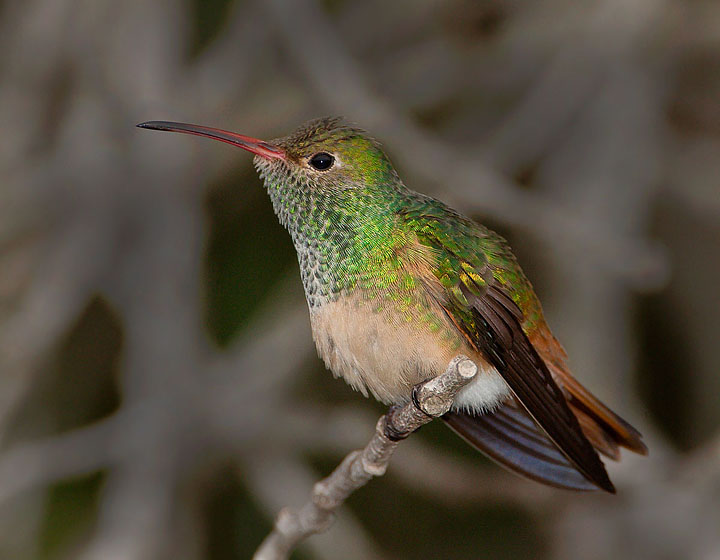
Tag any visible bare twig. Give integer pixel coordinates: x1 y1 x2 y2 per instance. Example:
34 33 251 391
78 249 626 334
252 356 478 560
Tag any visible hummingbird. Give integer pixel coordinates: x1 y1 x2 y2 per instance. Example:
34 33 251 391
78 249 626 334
138 117 647 493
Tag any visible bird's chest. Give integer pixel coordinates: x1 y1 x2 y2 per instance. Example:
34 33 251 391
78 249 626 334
308 291 465 404
296 232 511 411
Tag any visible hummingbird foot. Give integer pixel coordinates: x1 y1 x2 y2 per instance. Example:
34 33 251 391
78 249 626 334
383 405 420 441
383 356 479 442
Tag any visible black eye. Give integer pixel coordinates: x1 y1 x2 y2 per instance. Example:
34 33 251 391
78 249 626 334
309 152 334 171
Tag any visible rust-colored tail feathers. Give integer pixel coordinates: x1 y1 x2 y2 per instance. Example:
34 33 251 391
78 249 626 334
530 323 648 460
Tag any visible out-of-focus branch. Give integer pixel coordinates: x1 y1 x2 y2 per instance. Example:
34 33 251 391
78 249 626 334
1 1 718 558
252 356 478 560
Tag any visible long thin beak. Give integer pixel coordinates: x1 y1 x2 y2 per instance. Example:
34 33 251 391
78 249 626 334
136 121 285 160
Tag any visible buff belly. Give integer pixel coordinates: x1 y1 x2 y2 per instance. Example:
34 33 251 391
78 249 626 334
308 296 511 414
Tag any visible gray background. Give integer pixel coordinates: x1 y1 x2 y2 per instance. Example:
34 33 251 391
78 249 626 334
1 0 718 558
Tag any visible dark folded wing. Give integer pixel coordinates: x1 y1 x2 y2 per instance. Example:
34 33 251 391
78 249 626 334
444 402 600 491
448 285 615 493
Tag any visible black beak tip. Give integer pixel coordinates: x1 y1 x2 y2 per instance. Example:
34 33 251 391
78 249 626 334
137 121 177 131
137 121 159 130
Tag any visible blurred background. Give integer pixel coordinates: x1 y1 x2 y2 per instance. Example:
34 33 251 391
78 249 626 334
1 0 719 558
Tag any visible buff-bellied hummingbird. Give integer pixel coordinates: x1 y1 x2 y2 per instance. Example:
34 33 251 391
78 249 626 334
137 117 647 492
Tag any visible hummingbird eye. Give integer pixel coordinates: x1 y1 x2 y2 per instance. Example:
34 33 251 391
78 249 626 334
308 152 334 171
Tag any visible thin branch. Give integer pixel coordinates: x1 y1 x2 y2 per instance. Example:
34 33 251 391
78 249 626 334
252 356 478 560
269 404 555 508
243 453 387 560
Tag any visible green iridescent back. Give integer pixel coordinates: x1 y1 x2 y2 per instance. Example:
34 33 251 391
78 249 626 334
397 197 543 334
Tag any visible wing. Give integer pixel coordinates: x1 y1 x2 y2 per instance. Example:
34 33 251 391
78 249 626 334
400 199 615 492
443 400 600 491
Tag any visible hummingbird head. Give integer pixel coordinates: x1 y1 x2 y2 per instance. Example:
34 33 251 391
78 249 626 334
137 117 400 195
137 116 406 280
137 117 412 305
261 117 399 191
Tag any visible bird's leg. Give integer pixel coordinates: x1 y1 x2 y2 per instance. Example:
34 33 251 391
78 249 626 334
383 356 478 442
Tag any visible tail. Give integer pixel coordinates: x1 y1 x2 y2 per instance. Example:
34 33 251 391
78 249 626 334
443 388 646 492
444 401 606 491
560 373 647 459
443 323 646 491
530 323 647 460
